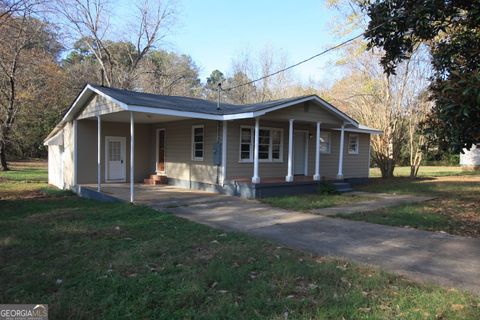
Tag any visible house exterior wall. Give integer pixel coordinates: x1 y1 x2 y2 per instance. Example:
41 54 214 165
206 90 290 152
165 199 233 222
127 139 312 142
77 95 123 119
48 144 63 188
225 119 370 180
152 119 220 185
262 101 343 125
63 121 75 189
76 119 152 184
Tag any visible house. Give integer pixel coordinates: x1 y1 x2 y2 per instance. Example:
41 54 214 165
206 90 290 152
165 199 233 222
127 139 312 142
44 84 381 202
460 143 480 170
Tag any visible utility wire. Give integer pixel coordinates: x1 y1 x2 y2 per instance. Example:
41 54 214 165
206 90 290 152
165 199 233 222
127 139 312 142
221 22 385 92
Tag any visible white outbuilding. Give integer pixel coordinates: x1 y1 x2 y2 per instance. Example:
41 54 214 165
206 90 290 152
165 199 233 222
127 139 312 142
460 143 480 169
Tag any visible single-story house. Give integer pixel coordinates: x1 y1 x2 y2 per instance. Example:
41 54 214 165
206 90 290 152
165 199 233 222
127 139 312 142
44 84 381 202
460 143 480 170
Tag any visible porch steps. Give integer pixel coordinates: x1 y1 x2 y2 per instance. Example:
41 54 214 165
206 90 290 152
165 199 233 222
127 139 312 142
331 181 353 193
144 174 168 185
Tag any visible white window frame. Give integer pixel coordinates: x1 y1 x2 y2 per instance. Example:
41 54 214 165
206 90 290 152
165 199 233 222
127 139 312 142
348 133 359 154
191 125 204 161
320 131 331 154
239 125 284 163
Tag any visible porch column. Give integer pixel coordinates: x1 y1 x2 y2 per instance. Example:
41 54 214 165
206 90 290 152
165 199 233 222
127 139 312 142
130 112 135 203
252 117 260 183
221 120 227 185
97 116 101 192
73 119 78 191
337 123 345 179
286 119 294 182
313 121 321 181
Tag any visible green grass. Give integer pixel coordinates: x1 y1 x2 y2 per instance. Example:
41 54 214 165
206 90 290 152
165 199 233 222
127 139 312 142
336 168 480 237
1 162 479 318
337 205 452 231
261 193 374 211
369 166 479 178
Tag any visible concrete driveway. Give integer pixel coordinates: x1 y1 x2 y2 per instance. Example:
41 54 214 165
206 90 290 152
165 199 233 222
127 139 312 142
97 184 480 294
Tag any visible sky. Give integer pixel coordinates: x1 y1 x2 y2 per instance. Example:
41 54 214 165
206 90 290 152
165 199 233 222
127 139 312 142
115 0 350 86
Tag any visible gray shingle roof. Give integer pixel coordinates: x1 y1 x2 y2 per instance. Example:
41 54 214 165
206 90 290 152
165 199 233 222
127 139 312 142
91 85 314 115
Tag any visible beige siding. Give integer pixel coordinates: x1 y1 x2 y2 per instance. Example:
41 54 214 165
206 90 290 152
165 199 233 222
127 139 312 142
225 119 370 180
63 122 75 188
77 119 152 184
152 119 220 184
262 101 343 125
48 145 63 188
77 95 123 120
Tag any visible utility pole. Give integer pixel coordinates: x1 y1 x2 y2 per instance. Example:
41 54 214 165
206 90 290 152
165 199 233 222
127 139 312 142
217 83 222 110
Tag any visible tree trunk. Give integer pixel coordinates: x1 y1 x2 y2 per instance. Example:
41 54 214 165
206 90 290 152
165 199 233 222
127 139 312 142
0 140 9 171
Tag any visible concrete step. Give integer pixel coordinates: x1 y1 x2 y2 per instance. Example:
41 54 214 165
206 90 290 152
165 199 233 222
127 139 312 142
150 174 163 180
143 178 164 185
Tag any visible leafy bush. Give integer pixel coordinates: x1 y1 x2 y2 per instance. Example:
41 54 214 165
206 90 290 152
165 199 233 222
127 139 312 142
317 182 339 195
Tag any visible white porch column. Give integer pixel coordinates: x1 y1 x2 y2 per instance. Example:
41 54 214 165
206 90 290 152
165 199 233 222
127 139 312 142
221 120 228 185
97 116 101 192
73 119 78 191
130 112 135 203
252 117 260 183
337 123 345 179
286 119 294 182
313 121 321 181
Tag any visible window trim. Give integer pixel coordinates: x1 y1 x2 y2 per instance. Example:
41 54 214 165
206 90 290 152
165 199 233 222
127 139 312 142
238 125 284 163
348 133 359 155
191 125 205 161
320 131 331 154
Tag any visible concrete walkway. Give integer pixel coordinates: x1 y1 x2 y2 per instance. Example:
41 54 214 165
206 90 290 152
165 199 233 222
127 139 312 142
312 192 436 216
91 184 480 294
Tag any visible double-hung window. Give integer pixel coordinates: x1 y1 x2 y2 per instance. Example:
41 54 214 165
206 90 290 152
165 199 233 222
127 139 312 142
348 133 359 154
239 126 283 162
192 125 204 161
320 132 331 154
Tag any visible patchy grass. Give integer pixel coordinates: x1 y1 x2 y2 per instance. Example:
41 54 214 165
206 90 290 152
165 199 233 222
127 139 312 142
369 166 479 178
1 162 479 318
339 172 480 237
261 193 374 212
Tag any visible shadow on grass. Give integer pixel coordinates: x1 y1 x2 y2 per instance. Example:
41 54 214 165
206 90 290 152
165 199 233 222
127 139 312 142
1 196 479 319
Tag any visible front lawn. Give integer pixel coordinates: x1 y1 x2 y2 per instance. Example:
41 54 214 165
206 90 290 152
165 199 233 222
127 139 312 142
339 172 480 237
1 162 479 319
261 193 374 212
369 165 478 178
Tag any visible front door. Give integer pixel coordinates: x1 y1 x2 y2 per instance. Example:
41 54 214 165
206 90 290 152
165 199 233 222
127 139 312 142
293 131 307 175
106 136 126 182
156 129 166 174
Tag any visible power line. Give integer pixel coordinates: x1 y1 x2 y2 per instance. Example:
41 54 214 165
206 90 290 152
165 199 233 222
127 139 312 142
221 23 385 92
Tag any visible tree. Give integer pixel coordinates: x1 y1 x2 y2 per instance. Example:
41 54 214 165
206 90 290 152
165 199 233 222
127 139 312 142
0 7 59 170
54 0 177 88
136 50 202 96
328 42 430 178
361 0 480 153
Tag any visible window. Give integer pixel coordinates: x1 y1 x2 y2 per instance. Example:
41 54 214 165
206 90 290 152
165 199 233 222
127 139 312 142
348 134 359 154
320 132 331 154
240 127 252 161
192 125 204 161
239 126 283 162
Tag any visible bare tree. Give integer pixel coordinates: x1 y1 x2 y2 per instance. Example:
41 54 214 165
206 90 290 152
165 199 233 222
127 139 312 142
0 5 45 170
329 42 430 177
54 0 177 88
